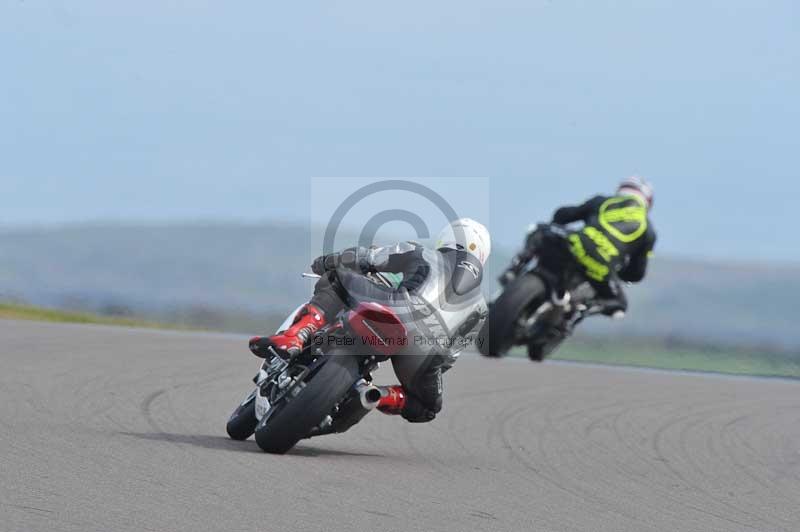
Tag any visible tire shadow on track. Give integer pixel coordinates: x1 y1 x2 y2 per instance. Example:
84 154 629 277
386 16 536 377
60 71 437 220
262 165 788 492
118 431 263 453
286 445 384 459
118 431 384 459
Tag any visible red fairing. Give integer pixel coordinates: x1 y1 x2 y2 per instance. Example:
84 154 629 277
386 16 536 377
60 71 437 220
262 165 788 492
347 302 408 357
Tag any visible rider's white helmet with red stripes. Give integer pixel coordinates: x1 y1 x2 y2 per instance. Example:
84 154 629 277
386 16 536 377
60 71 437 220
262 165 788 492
436 218 491 266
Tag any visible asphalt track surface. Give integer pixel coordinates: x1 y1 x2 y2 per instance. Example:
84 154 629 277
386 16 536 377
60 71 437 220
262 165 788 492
3 320 800 532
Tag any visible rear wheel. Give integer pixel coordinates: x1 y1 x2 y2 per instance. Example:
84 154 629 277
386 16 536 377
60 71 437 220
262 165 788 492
527 338 563 362
226 392 258 441
254 354 360 454
478 273 547 357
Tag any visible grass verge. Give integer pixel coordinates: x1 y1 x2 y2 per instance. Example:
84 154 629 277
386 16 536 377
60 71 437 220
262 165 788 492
544 341 800 379
0 302 193 331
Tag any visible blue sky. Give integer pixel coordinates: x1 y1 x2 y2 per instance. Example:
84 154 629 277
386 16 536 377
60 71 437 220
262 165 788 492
1 1 798 262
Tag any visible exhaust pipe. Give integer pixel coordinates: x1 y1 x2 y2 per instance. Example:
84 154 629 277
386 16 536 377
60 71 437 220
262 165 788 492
356 382 383 410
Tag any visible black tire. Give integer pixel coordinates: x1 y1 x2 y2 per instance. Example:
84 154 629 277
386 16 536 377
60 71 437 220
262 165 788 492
254 354 360 454
527 338 563 362
478 273 547 357
226 392 258 441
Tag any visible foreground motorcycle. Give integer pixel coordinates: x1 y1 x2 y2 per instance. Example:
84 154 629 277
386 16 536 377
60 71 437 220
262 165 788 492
226 273 406 454
478 223 609 361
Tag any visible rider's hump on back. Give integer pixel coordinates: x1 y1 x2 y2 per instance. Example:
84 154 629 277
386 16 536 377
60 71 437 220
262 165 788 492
440 248 484 298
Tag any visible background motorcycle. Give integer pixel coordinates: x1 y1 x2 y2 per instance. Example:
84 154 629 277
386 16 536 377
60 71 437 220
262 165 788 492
478 223 610 361
226 272 405 454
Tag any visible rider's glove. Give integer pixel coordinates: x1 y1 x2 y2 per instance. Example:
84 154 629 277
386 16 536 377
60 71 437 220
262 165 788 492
311 254 334 275
311 248 369 275
311 252 346 275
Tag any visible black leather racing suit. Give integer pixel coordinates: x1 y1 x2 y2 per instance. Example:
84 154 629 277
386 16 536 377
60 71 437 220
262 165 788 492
551 194 657 314
311 242 487 423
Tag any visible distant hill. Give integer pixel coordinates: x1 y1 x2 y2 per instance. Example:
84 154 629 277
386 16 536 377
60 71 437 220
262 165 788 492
0 222 313 312
1 222 798 349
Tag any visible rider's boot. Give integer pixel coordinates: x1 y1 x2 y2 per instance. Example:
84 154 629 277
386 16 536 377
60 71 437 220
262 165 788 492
249 304 326 359
557 312 581 337
375 385 407 415
596 298 627 318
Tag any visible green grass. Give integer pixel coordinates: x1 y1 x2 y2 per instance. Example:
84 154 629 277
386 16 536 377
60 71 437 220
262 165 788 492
541 341 800 379
0 301 194 331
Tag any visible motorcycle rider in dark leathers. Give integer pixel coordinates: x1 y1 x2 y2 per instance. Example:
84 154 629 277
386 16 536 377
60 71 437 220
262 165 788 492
249 218 491 423
508 176 657 324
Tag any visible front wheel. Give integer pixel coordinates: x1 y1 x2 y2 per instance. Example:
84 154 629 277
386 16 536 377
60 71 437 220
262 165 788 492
527 338 563 362
226 392 258 441
254 354 360 454
478 273 547 357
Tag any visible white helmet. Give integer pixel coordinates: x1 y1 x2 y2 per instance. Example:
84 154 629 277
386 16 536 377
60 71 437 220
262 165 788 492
435 218 491 265
618 175 654 208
